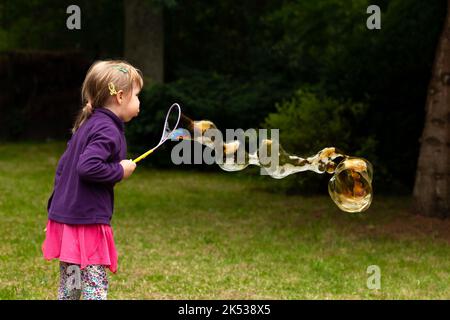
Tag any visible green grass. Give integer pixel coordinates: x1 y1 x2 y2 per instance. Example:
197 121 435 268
0 142 449 299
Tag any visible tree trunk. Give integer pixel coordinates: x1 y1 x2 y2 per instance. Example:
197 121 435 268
124 0 164 84
413 0 450 218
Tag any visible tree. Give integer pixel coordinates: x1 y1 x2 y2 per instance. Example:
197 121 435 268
124 0 164 83
413 0 450 218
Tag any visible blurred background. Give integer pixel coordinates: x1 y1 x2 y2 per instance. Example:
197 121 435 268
0 0 446 202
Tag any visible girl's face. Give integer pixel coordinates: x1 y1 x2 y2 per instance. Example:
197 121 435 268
121 85 141 122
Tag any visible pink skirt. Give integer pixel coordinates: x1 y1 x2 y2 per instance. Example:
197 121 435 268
42 219 118 273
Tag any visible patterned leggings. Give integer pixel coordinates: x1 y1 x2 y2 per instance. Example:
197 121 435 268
58 262 108 300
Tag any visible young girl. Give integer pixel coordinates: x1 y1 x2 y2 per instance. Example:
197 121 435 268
42 60 143 300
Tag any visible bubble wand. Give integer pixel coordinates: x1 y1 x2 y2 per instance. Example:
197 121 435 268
132 103 182 163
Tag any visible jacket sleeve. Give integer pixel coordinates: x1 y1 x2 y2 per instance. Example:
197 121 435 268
77 125 124 184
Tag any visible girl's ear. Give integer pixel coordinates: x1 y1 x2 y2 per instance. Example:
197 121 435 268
116 90 124 104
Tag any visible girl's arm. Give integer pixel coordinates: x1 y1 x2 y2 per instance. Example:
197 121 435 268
77 125 124 184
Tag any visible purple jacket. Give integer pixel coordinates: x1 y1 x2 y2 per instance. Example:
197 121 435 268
47 108 126 225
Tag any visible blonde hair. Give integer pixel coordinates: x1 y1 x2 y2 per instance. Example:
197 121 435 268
72 60 144 133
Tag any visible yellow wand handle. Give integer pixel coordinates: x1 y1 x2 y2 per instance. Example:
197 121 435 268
133 148 155 163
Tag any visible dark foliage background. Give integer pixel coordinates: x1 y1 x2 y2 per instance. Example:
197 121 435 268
0 0 446 194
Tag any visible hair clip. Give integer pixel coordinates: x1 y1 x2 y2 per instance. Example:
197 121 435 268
108 82 118 96
112 65 128 73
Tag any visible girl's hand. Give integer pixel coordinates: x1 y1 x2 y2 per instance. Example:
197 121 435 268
120 159 137 179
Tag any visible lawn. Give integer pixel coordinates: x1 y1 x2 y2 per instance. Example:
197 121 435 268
0 142 449 299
